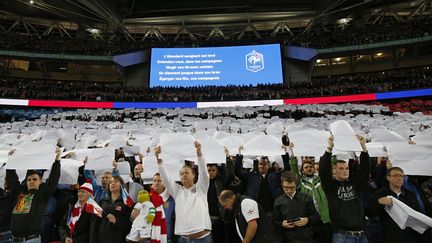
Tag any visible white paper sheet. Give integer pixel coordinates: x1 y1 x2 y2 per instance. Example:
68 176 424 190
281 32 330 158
365 142 388 157
289 130 330 157
85 147 115 170
330 120 362 152
5 143 57 170
242 135 285 156
387 143 432 176
59 159 82 185
159 133 196 161
198 137 226 164
385 196 432 233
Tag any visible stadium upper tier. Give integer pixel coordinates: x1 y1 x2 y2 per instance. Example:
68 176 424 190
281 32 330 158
0 16 431 55
1 67 431 103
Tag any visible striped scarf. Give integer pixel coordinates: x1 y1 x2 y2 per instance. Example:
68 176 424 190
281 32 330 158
68 198 103 236
150 188 168 243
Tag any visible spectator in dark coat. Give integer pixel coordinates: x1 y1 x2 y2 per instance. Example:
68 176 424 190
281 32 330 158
366 167 421 243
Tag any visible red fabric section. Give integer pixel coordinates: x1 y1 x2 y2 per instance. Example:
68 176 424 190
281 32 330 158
284 94 376 104
28 99 113 108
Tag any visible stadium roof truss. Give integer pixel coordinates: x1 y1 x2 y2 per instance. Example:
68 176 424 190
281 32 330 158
0 0 430 44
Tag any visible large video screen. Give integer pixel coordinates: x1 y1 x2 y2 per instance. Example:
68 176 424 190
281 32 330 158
149 44 283 88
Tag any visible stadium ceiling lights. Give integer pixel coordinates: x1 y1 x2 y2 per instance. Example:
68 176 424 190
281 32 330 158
337 18 352 25
86 28 100 34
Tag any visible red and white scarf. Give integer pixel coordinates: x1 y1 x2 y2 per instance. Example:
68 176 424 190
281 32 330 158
68 198 103 236
150 188 168 243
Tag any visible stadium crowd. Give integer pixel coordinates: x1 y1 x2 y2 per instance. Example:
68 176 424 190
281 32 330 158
0 67 431 102
0 16 431 55
1 122 432 243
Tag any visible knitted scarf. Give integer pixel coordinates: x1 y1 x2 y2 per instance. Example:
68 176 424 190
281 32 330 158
68 198 103 236
150 188 168 243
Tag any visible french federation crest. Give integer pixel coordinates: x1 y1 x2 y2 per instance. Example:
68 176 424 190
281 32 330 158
245 50 264 72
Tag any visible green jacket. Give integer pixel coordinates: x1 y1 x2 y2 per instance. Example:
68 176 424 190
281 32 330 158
289 157 330 224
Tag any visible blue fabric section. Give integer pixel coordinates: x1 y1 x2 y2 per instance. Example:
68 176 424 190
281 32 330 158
376 88 432 100
113 102 197 109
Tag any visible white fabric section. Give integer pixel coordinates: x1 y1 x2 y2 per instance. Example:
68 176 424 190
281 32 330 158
0 98 28 106
197 99 283 108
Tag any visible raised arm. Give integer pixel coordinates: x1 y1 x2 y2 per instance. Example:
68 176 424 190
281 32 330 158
41 147 62 199
319 136 335 193
354 136 371 191
223 151 235 188
234 147 251 182
155 146 176 198
195 141 209 193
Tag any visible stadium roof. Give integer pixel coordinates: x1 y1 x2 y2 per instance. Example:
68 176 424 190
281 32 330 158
0 0 426 41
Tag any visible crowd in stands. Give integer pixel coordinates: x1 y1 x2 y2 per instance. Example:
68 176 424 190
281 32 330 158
0 67 431 102
0 16 431 55
283 16 432 48
0 103 432 242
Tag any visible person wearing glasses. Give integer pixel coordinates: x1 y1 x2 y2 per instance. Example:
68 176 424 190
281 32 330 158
273 171 320 243
288 151 332 243
366 167 421 243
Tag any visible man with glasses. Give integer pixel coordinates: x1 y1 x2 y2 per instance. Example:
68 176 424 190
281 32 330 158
273 171 320 243
366 167 421 243
289 155 331 243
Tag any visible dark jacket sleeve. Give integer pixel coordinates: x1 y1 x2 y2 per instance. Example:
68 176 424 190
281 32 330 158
366 187 386 218
354 152 371 191
234 154 251 182
306 196 320 225
6 169 21 199
272 198 283 230
89 214 99 243
281 153 291 172
40 160 61 200
77 165 86 186
319 151 334 193
58 209 70 242
223 156 235 188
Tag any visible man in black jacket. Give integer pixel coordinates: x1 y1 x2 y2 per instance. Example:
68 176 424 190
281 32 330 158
0 178 14 243
207 152 235 243
366 167 421 243
319 136 370 243
273 171 320 243
6 148 61 243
